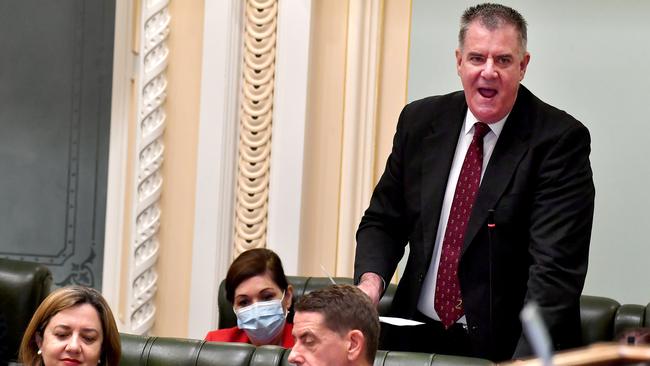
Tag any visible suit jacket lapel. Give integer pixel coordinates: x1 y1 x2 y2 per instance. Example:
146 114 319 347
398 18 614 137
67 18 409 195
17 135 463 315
420 96 465 264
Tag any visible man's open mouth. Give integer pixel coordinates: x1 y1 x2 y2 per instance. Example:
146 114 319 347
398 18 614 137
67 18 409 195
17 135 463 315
478 88 497 98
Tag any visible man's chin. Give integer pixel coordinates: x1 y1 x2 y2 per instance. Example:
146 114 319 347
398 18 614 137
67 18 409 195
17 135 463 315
468 106 502 123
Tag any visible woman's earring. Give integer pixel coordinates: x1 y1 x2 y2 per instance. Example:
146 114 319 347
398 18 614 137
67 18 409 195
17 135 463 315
37 349 42 355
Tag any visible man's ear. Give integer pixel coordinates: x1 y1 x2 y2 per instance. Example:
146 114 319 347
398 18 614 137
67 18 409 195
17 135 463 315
455 48 462 76
346 329 366 362
519 51 531 81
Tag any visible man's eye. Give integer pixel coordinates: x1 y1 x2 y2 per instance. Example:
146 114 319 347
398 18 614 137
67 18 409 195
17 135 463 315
496 57 512 65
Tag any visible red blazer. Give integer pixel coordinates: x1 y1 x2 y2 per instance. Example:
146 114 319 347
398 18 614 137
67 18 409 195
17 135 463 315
204 323 295 348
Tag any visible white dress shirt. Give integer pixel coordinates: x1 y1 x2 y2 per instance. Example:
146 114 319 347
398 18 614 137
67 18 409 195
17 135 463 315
416 109 507 323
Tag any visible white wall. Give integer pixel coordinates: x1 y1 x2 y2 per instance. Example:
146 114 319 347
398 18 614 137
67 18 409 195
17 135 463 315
408 0 650 304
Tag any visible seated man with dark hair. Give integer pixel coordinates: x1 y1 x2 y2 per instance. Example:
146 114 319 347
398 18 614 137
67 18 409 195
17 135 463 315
288 284 379 366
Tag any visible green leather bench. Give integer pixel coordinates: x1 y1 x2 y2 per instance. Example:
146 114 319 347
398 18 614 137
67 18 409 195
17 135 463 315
117 276 650 365
0 258 52 364
119 333 492 366
580 294 650 344
0 258 645 365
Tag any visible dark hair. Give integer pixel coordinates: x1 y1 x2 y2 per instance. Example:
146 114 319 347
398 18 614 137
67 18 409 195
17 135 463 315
459 3 528 52
225 248 289 303
19 286 121 366
294 284 379 363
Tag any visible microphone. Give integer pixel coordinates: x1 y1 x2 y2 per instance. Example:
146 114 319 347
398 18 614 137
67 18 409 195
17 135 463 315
487 209 495 351
520 302 554 366
320 264 337 285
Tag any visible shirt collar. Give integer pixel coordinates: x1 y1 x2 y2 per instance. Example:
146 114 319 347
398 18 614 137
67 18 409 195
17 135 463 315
463 109 508 137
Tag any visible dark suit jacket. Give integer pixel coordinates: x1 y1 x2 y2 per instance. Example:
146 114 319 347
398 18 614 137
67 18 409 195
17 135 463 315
354 85 595 361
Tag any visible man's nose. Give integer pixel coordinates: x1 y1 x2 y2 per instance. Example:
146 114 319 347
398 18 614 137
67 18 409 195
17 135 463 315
481 58 498 79
287 347 302 364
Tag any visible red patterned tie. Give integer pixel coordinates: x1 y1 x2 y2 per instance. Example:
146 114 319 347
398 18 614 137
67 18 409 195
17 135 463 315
435 122 490 328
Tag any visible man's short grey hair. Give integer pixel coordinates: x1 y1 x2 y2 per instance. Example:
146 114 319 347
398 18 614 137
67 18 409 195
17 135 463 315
294 284 380 363
459 3 528 52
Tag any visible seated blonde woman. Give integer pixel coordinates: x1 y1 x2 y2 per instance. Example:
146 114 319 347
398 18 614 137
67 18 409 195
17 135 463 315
19 285 121 366
205 248 294 347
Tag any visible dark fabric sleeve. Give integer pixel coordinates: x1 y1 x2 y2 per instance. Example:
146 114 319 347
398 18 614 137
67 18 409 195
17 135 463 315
514 122 595 357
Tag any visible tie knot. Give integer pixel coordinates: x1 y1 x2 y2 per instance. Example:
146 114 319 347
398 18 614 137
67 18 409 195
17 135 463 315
473 122 490 140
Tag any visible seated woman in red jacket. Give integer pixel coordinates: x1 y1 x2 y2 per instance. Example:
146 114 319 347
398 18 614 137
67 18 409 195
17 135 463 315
205 248 294 348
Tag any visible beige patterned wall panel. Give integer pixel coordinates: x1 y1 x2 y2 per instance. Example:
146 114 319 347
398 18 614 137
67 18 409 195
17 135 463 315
234 0 278 257
298 0 411 277
336 0 383 276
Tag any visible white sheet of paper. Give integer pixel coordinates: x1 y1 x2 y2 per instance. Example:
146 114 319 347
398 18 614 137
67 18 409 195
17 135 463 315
378 316 425 326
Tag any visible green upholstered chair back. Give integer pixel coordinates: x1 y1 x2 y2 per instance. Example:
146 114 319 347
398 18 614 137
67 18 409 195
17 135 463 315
119 333 492 366
120 333 278 366
373 350 491 365
580 295 650 344
116 281 649 366
218 276 397 330
0 258 52 363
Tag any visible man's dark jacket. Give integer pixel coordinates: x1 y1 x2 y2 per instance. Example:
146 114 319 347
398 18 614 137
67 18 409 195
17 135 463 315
354 85 595 361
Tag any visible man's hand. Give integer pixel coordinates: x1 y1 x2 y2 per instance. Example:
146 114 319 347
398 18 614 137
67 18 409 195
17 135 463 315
357 272 383 306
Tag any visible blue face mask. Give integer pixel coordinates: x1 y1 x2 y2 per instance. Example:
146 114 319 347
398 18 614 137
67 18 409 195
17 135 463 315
234 292 287 345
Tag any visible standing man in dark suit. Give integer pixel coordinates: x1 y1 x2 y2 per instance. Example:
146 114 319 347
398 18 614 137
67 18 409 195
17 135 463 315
354 3 594 362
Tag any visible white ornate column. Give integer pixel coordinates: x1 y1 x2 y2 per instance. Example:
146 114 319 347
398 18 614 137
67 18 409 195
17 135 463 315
126 0 170 335
233 0 279 257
